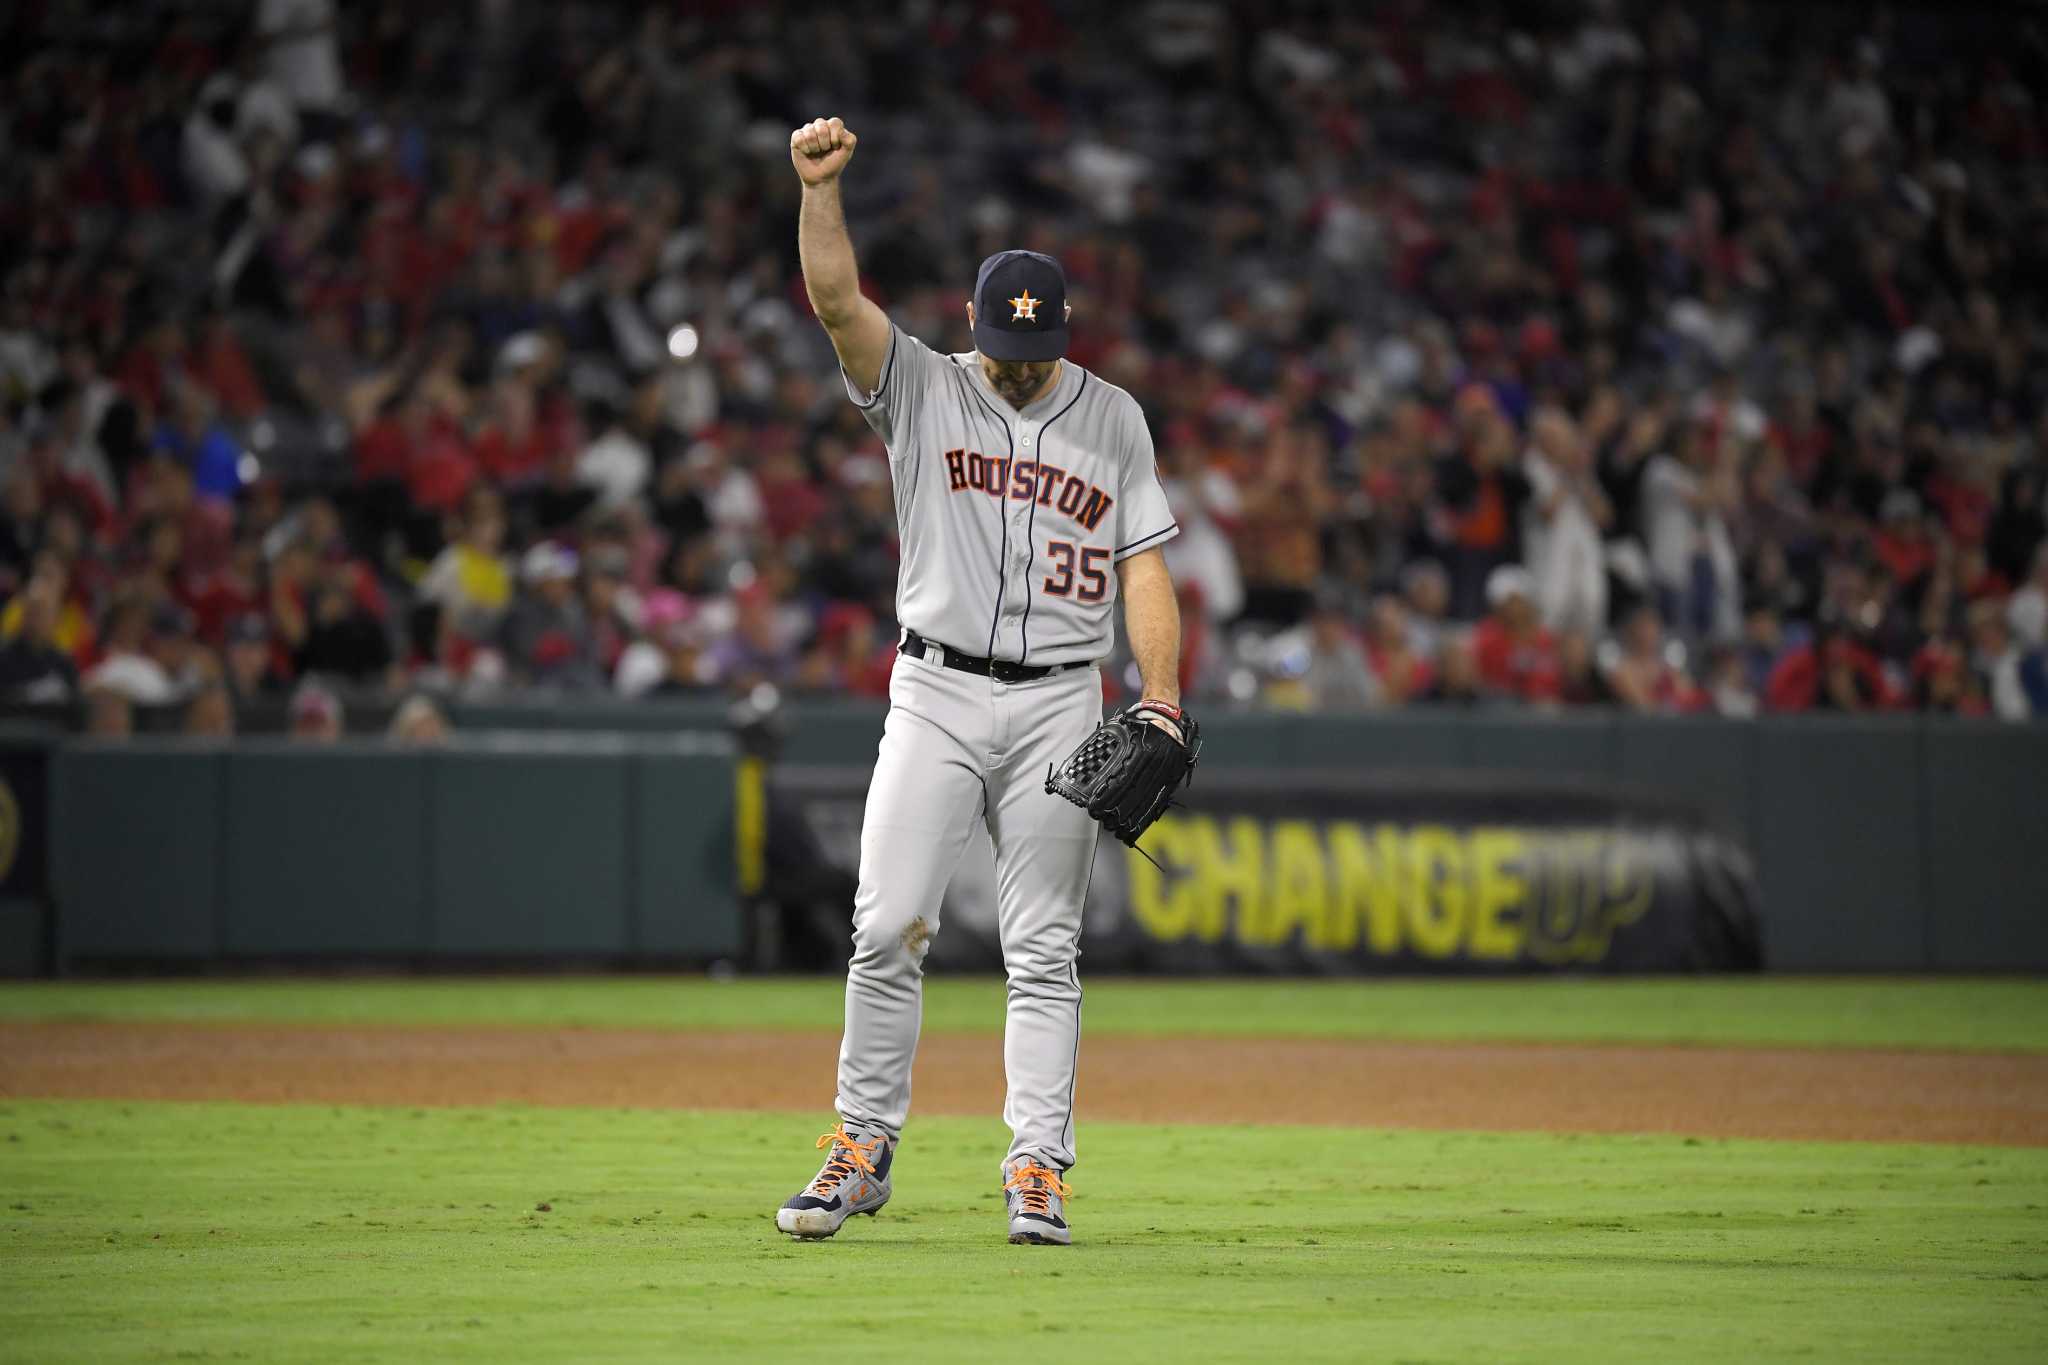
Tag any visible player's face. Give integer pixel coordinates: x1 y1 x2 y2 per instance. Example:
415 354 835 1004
981 355 1059 408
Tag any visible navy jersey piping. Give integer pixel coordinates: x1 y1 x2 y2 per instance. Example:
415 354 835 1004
964 379 1016 658
844 326 900 411
1113 521 1178 559
1018 370 1090 664
1059 842 1096 1164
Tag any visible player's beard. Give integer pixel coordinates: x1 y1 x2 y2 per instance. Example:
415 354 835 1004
984 357 1059 408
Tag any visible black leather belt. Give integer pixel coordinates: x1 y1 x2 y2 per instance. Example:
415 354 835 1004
899 631 1090 684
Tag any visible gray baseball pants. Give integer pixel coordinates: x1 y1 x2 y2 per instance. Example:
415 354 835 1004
834 645 1102 1172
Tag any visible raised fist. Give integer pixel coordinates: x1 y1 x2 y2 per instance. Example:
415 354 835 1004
790 117 857 186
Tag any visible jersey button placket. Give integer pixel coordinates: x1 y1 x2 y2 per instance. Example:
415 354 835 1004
1007 422 1036 633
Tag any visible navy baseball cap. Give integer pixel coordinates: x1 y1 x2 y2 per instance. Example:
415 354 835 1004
971 250 1069 362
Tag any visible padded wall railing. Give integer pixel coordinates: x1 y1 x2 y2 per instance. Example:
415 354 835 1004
17 710 2047 971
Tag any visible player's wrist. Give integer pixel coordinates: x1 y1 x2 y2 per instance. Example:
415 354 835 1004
1131 698 1187 744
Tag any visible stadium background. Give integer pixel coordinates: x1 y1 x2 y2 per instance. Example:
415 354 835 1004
2 1 2045 1361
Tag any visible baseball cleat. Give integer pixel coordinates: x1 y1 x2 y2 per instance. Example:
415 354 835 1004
776 1122 893 1240
1003 1157 1072 1245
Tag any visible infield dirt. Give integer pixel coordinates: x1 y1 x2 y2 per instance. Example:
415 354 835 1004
4 1021 2043 1145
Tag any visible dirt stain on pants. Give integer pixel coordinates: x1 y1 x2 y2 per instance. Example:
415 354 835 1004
901 917 932 956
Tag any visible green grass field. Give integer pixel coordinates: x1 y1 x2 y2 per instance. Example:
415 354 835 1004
8 975 2048 1050
5 977 2047 1362
4 1102 2044 1364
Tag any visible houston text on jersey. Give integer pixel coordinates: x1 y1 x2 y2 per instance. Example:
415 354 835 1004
941 451 1114 533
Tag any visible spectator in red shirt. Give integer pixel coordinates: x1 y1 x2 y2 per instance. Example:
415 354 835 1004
796 603 895 699
472 376 556 487
1872 492 1935 595
112 315 187 418
1471 566 1561 702
192 310 267 421
1912 638 1989 716
1604 605 1705 713
411 421 483 511
1365 595 1434 704
183 527 266 646
353 393 414 485
1766 390 1832 490
1766 627 1900 714
355 389 478 513
1922 449 1994 548
756 438 829 544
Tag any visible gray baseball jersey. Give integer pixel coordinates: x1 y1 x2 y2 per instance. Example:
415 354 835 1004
817 319 1175 1185
844 323 1178 663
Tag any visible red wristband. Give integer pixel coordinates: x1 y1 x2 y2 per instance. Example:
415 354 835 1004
1135 699 1183 722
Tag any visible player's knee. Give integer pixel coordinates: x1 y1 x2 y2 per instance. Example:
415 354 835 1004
1003 941 1077 994
850 908 939 969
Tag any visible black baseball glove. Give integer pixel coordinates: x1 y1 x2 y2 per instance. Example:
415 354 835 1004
1045 700 1200 848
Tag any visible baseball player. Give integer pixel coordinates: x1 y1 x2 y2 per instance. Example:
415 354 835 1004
775 117 1187 1246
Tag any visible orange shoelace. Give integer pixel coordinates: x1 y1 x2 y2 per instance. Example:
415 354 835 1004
809 1123 883 1195
1003 1161 1071 1215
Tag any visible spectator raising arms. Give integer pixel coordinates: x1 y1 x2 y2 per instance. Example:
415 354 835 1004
1522 405 1611 637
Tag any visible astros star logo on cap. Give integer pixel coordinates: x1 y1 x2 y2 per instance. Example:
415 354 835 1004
973 250 1069 361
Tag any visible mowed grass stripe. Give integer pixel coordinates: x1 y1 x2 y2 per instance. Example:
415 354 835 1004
4 977 2048 1051
2 1100 2045 1364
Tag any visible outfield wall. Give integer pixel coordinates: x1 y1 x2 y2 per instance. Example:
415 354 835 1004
13 734 738 972
734 706 2042 973
2 709 2043 973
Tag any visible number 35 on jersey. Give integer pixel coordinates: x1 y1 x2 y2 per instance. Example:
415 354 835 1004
941 448 1114 604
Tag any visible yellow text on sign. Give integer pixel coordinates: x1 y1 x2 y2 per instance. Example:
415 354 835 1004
1125 815 1654 964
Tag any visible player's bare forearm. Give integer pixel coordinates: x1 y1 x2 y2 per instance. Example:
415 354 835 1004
791 118 890 394
796 181 862 326
1119 547 1182 707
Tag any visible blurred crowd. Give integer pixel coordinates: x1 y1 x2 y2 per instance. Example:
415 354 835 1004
3 0 2047 735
